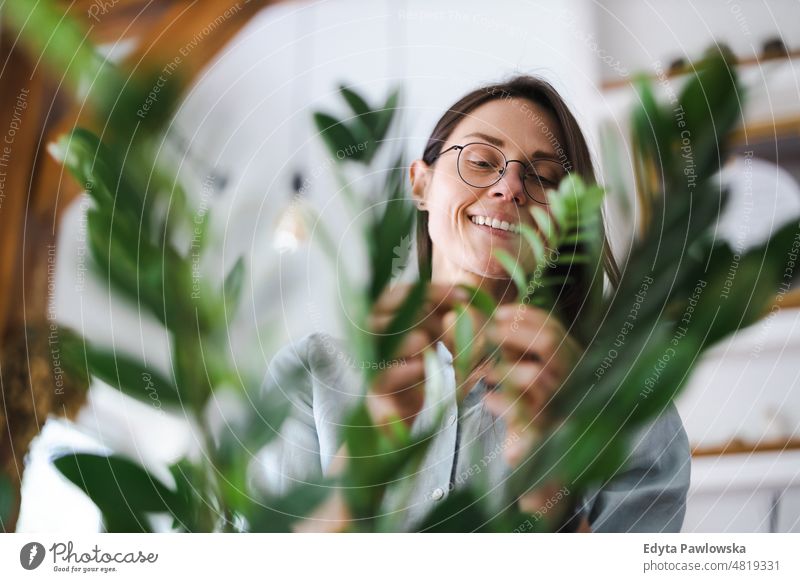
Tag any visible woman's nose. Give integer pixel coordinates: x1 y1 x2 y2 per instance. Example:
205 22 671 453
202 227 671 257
490 167 526 205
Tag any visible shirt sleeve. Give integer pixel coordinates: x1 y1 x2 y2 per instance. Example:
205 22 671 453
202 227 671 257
247 334 324 496
247 333 364 497
580 402 691 532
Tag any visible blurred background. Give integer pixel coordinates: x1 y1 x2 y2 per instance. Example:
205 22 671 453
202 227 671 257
2 0 799 532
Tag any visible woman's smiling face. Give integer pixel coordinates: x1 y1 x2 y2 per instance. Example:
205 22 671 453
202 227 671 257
410 97 567 286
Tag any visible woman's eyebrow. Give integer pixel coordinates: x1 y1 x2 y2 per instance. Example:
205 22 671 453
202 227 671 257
464 131 504 147
462 132 560 161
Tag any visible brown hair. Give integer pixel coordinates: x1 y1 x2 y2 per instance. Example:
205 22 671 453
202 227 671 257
416 75 620 339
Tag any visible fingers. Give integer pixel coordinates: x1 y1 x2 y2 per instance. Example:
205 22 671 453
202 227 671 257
489 305 559 355
368 284 473 367
292 489 351 533
440 305 491 365
368 356 426 425
482 359 561 467
393 329 431 359
487 305 580 378
482 390 542 467
485 362 558 420
372 282 468 315
483 389 527 426
365 283 471 427
371 357 426 395
517 481 568 517
367 311 442 341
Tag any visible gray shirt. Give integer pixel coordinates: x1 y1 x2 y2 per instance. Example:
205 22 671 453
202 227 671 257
249 332 690 532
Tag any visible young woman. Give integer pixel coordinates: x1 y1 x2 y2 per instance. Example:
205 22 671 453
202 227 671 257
251 76 690 533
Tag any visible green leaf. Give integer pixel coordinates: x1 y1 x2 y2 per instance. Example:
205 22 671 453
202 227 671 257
60 333 183 407
216 387 291 473
493 248 528 302
457 284 497 319
678 54 741 180
0 472 13 531
3 0 118 113
313 112 367 162
453 303 474 383
53 128 153 234
166 460 200 531
340 85 373 123
632 77 674 178
518 223 547 265
556 253 591 265
415 488 524 532
247 481 333 532
368 191 415 301
530 206 556 244
372 88 400 142
53 453 185 532
416 489 491 532
376 276 427 366
340 403 432 525
223 257 246 320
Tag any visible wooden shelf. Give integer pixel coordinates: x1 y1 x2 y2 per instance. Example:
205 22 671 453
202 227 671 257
601 49 800 92
731 116 800 144
693 437 800 457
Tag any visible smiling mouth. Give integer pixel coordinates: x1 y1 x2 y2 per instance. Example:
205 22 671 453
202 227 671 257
469 214 520 235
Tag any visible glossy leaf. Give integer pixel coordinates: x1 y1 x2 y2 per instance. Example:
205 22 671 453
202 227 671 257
313 112 367 162
453 303 474 384
0 473 13 531
493 248 528 302
54 453 186 532
59 333 183 407
223 257 246 320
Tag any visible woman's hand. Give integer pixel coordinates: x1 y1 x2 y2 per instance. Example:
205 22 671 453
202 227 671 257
295 283 467 532
366 283 469 427
480 303 583 524
481 303 581 463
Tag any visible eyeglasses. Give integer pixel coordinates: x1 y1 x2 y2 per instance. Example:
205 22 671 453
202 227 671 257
431 142 568 204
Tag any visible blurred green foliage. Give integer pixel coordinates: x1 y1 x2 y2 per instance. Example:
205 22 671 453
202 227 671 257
6 0 798 534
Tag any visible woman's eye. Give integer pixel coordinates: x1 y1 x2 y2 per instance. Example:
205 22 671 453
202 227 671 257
466 160 495 170
527 173 559 186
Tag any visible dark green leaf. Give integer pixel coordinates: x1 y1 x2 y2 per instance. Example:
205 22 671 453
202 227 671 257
340 403 433 524
313 112 367 162
457 284 497 319
340 85 373 123
372 88 400 142
60 333 183 407
453 303 474 382
223 256 246 320
0 473 13 531
493 249 528 302
53 453 185 532
247 481 333 532
376 276 427 366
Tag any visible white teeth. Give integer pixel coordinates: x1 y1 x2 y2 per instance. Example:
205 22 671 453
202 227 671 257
469 215 519 233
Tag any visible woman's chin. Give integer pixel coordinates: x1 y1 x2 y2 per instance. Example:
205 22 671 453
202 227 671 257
467 253 535 278
469 259 525 280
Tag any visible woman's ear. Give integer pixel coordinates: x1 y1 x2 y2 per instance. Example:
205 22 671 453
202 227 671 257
409 159 430 210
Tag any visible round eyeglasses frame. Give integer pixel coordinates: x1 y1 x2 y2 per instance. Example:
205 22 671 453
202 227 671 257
431 142 568 204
